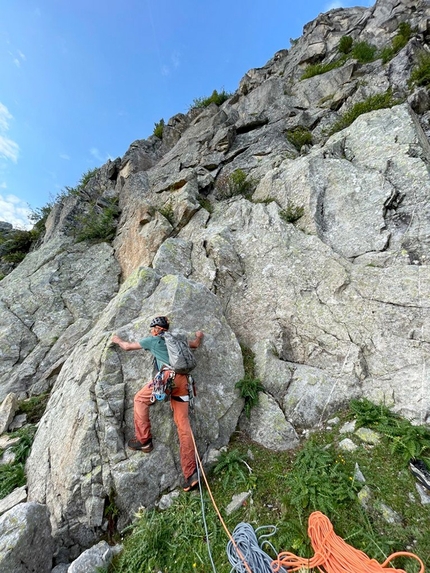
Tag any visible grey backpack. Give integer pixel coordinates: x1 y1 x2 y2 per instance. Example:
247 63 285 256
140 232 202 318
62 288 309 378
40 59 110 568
163 332 197 374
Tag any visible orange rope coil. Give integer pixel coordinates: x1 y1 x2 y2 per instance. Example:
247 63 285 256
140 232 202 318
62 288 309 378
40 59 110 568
271 511 425 573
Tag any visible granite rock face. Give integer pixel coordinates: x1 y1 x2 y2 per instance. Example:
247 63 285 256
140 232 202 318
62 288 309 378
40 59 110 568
1 0 430 560
0 502 54 573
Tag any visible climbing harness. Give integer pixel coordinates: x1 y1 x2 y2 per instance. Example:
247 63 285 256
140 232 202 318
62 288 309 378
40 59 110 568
271 511 425 573
149 368 175 402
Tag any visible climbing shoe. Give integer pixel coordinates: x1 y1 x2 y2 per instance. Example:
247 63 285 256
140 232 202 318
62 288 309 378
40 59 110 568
409 458 430 490
127 438 153 453
183 471 199 492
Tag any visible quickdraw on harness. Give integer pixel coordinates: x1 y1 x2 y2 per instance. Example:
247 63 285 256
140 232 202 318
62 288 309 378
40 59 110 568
149 368 175 402
187 374 196 411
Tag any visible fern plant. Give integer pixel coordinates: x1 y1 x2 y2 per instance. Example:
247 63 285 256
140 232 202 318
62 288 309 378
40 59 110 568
350 398 430 463
235 375 265 418
213 448 253 488
282 440 359 516
236 345 264 418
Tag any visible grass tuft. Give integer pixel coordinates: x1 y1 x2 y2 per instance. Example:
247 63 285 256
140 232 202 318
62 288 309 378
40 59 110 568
285 127 312 151
328 90 401 135
301 58 346 80
215 169 257 201
280 202 304 223
410 50 430 87
0 425 37 499
75 198 119 243
190 89 233 110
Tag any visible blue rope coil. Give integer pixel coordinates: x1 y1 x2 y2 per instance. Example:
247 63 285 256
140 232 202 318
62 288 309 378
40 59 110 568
227 522 288 573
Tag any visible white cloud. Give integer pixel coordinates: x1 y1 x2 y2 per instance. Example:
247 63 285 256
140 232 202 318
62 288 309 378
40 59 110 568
325 1 343 9
0 103 19 162
0 103 13 132
60 153 70 160
324 0 374 8
90 147 104 162
161 65 170 76
0 135 19 162
0 193 32 229
90 147 112 163
0 182 6 189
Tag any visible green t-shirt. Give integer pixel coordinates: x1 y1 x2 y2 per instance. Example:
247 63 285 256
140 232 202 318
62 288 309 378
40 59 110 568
139 335 170 370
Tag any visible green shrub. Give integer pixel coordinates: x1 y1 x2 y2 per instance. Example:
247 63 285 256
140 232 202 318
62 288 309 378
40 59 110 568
380 45 395 64
153 119 165 139
158 202 175 225
351 41 377 63
410 50 430 87
301 58 345 79
0 463 25 498
75 198 119 243
280 202 305 223
111 495 225 573
79 167 99 189
197 196 213 213
392 22 412 51
339 35 353 54
0 426 36 499
26 168 100 247
28 204 54 242
215 169 257 200
381 21 413 63
0 230 33 263
329 90 400 135
17 394 50 424
190 89 233 110
286 126 312 151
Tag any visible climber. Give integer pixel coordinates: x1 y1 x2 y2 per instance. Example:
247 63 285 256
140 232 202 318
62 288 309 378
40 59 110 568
111 316 204 492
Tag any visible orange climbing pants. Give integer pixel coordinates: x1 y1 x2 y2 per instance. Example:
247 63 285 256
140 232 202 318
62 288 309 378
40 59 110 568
133 372 196 481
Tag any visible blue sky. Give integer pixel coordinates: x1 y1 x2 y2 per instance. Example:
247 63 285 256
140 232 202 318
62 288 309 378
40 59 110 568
1 0 374 229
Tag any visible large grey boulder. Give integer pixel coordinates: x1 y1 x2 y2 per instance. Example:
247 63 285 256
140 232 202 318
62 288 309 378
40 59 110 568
26 269 244 555
0 502 54 573
0 237 120 401
239 392 300 451
67 540 122 573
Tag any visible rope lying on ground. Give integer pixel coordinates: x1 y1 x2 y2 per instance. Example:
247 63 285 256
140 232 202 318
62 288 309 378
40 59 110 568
227 522 287 573
271 511 425 573
190 429 253 573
